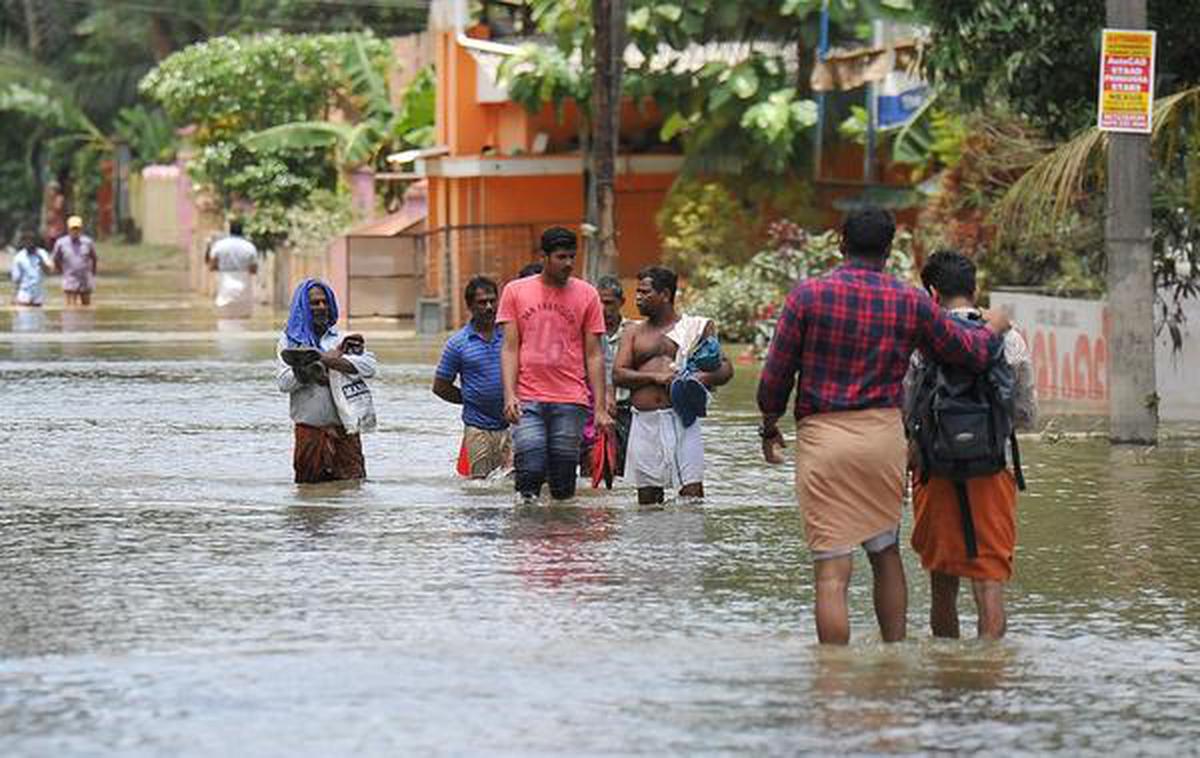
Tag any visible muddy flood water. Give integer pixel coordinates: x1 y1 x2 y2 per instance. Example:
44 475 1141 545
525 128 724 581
2 286 1199 755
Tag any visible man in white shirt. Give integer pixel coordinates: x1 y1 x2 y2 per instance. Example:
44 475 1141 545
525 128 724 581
207 219 258 317
10 228 53 306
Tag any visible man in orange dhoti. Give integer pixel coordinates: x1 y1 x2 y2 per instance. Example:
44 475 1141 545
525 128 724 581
906 251 1037 639
756 207 1010 645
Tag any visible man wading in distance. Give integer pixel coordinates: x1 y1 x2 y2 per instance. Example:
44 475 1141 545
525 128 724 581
496 226 611 501
52 215 97 307
756 206 1011 645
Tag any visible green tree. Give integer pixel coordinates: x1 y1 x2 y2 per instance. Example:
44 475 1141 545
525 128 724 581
501 0 917 175
141 32 387 225
919 0 1200 139
0 0 431 240
141 31 430 249
244 41 435 172
990 87 1200 345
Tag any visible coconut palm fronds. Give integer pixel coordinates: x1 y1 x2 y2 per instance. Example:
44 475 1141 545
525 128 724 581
992 84 1200 243
990 125 1107 242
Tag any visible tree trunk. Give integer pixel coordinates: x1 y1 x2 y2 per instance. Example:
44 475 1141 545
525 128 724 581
585 0 623 281
1104 0 1158 443
148 15 177 62
22 0 44 59
580 116 595 263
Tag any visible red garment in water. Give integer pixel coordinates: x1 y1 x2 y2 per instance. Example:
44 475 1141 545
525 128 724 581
455 440 471 477
590 426 618 489
293 423 366 484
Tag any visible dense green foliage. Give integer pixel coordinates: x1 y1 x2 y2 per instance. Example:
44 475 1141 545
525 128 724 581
0 0 428 242
141 32 377 216
0 120 39 239
654 181 755 278
114 106 179 168
142 33 379 145
243 44 435 171
501 0 916 176
141 32 431 249
920 0 1200 139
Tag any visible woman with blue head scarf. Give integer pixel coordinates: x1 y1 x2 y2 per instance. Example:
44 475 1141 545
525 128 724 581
276 279 378 483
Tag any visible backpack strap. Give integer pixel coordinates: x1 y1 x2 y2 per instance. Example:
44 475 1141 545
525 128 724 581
911 363 936 485
1010 431 1027 491
917 441 932 485
953 480 979 560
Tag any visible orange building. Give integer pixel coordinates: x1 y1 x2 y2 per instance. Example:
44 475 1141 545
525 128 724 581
409 10 682 327
406 2 924 328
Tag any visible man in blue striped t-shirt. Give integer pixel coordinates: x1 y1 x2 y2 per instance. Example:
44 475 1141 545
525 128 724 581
433 276 510 478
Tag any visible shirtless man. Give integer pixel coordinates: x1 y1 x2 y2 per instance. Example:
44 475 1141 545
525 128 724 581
613 266 733 504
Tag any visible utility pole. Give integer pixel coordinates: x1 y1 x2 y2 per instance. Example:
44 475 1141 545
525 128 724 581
1104 0 1158 444
586 0 624 280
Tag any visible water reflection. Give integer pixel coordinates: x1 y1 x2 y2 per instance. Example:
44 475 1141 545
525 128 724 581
9 308 50 360
508 505 617 588
12 307 47 333
214 317 260 361
59 307 96 333
285 505 358 537
1104 446 1161 591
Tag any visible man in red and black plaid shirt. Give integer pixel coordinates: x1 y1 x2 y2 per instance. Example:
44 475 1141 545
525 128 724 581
756 207 1009 645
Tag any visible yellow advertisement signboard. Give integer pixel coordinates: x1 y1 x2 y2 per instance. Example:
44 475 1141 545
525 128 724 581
1098 28 1156 133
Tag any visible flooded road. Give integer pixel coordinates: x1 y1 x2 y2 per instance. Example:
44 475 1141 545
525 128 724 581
2 284 1199 754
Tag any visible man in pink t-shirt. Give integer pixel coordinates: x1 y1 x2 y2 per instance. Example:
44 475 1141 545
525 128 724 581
497 226 612 500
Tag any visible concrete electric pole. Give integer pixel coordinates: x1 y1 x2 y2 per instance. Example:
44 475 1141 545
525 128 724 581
1104 0 1158 444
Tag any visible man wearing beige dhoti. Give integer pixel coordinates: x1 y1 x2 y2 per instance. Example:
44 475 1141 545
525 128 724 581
755 207 1010 645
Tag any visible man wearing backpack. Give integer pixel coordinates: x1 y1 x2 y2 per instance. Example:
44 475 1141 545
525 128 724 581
905 251 1037 640
757 207 1011 645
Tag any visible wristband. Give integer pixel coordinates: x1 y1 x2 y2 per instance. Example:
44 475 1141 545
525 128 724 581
757 425 781 440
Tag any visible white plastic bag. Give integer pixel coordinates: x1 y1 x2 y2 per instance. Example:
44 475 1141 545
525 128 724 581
330 370 377 434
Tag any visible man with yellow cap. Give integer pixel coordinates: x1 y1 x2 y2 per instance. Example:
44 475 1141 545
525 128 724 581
52 215 98 306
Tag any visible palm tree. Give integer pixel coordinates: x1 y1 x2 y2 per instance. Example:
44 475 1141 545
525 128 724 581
991 85 1200 351
992 86 1200 238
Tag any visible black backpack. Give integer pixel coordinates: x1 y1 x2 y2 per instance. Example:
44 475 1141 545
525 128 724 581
905 313 1026 557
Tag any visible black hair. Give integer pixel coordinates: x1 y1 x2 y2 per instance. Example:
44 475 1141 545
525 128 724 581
921 250 977 301
464 275 498 305
636 265 677 303
596 274 624 300
230 219 244 236
540 226 577 254
841 206 896 259
517 262 543 278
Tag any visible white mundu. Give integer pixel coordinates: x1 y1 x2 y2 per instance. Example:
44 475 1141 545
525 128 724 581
211 235 258 317
625 407 704 490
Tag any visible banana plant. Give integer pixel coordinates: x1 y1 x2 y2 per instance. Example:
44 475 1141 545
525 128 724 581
243 35 433 171
0 47 113 182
